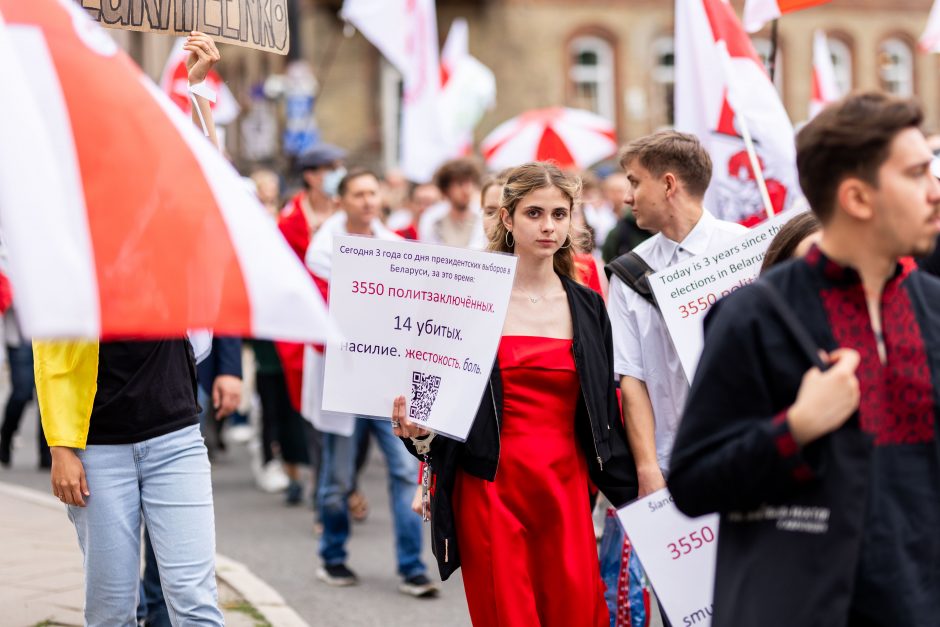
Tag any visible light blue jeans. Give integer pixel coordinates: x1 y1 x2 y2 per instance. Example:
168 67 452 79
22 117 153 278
68 424 222 626
318 417 425 578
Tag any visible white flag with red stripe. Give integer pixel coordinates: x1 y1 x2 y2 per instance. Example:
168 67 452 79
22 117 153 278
810 30 840 119
676 0 801 227
341 0 447 183
0 0 336 343
743 0 832 33
439 18 496 159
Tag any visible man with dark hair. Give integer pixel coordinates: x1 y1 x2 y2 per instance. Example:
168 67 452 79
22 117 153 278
387 182 441 241
418 158 485 249
669 92 940 625
607 130 745 498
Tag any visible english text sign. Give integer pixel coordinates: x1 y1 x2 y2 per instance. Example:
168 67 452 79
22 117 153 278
618 490 719 627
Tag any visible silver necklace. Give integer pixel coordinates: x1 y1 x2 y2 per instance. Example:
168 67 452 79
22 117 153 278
515 287 545 304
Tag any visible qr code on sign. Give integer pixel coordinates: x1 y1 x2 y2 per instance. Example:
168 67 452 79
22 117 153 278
409 371 442 423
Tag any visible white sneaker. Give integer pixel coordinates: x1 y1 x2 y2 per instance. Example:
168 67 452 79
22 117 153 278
256 460 290 493
225 424 254 445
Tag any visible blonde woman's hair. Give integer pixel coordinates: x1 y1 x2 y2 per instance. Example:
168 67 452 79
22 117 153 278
488 162 584 281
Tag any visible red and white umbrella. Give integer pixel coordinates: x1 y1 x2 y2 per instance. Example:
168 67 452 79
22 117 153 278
0 0 336 343
481 107 618 170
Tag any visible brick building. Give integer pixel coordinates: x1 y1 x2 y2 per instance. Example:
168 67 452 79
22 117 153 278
112 0 940 173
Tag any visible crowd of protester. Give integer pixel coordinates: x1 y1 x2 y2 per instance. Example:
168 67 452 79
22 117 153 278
5 36 940 627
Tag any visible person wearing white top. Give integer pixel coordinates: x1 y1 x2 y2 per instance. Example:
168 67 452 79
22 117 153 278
607 131 747 497
417 158 487 250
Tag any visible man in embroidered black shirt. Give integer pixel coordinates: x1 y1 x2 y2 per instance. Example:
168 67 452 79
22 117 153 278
669 92 940 626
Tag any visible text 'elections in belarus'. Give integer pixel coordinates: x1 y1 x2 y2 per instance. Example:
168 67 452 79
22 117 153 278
322 237 516 441
649 208 806 380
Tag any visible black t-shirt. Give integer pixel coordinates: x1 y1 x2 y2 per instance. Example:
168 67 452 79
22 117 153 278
87 340 200 445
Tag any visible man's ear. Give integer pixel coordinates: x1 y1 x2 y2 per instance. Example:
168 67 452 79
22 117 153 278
663 172 678 199
836 177 874 221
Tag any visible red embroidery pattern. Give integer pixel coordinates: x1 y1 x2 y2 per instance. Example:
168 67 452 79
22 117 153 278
818 280 935 446
616 534 631 627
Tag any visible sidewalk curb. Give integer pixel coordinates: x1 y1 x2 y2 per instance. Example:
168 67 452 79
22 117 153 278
0 481 310 627
216 554 311 627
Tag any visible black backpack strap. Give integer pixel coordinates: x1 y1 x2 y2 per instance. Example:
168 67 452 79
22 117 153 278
605 251 658 308
754 281 826 371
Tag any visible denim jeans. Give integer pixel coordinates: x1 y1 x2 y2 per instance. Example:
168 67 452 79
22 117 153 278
317 417 425 578
139 527 171 627
0 343 49 464
68 424 222 627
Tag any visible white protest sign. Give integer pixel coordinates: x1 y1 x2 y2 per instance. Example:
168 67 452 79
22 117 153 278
649 208 806 380
322 236 516 441
618 489 719 627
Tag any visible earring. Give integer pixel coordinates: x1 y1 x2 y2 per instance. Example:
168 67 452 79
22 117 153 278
505 230 515 248
559 234 572 249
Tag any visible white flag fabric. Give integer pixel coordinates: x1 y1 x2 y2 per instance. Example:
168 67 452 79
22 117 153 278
809 30 840 119
439 18 496 159
0 0 337 343
341 0 447 182
920 0 940 52
675 0 801 227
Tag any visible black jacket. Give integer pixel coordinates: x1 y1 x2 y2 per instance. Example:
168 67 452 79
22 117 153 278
196 336 243 395
406 275 638 580
669 253 940 627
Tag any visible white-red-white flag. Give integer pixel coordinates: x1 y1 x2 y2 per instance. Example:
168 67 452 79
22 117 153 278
0 0 336 343
675 0 801 227
919 0 940 52
743 0 832 33
439 18 496 158
810 30 840 119
159 38 240 125
341 0 447 182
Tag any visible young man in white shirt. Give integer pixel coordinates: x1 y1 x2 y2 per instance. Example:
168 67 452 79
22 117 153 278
417 158 486 249
607 131 747 495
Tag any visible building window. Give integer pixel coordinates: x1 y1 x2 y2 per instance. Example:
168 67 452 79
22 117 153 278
879 38 914 97
826 36 853 97
752 38 783 92
568 35 615 122
651 36 675 126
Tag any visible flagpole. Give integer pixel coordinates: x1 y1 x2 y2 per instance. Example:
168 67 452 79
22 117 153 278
768 19 779 82
716 42 775 220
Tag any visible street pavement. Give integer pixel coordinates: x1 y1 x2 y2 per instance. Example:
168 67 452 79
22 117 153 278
0 400 472 626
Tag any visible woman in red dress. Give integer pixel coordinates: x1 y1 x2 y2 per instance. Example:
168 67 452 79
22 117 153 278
395 162 638 626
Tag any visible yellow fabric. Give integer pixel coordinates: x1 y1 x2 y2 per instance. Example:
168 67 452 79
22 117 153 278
33 340 99 449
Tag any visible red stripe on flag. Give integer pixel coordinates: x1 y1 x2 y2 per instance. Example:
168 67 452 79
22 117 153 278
702 0 763 65
779 0 831 14
536 126 576 169
9 2 252 338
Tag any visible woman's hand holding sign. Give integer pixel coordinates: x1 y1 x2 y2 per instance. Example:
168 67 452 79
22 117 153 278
391 395 430 439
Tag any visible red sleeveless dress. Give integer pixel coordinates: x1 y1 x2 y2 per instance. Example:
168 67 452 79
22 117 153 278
454 336 609 626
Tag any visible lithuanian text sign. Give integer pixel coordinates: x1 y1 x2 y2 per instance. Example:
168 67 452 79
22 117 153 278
78 0 289 54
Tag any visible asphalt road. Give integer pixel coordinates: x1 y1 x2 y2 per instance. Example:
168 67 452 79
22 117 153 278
1 400 471 626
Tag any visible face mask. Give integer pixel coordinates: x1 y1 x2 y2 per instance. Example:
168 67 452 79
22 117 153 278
322 166 347 197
